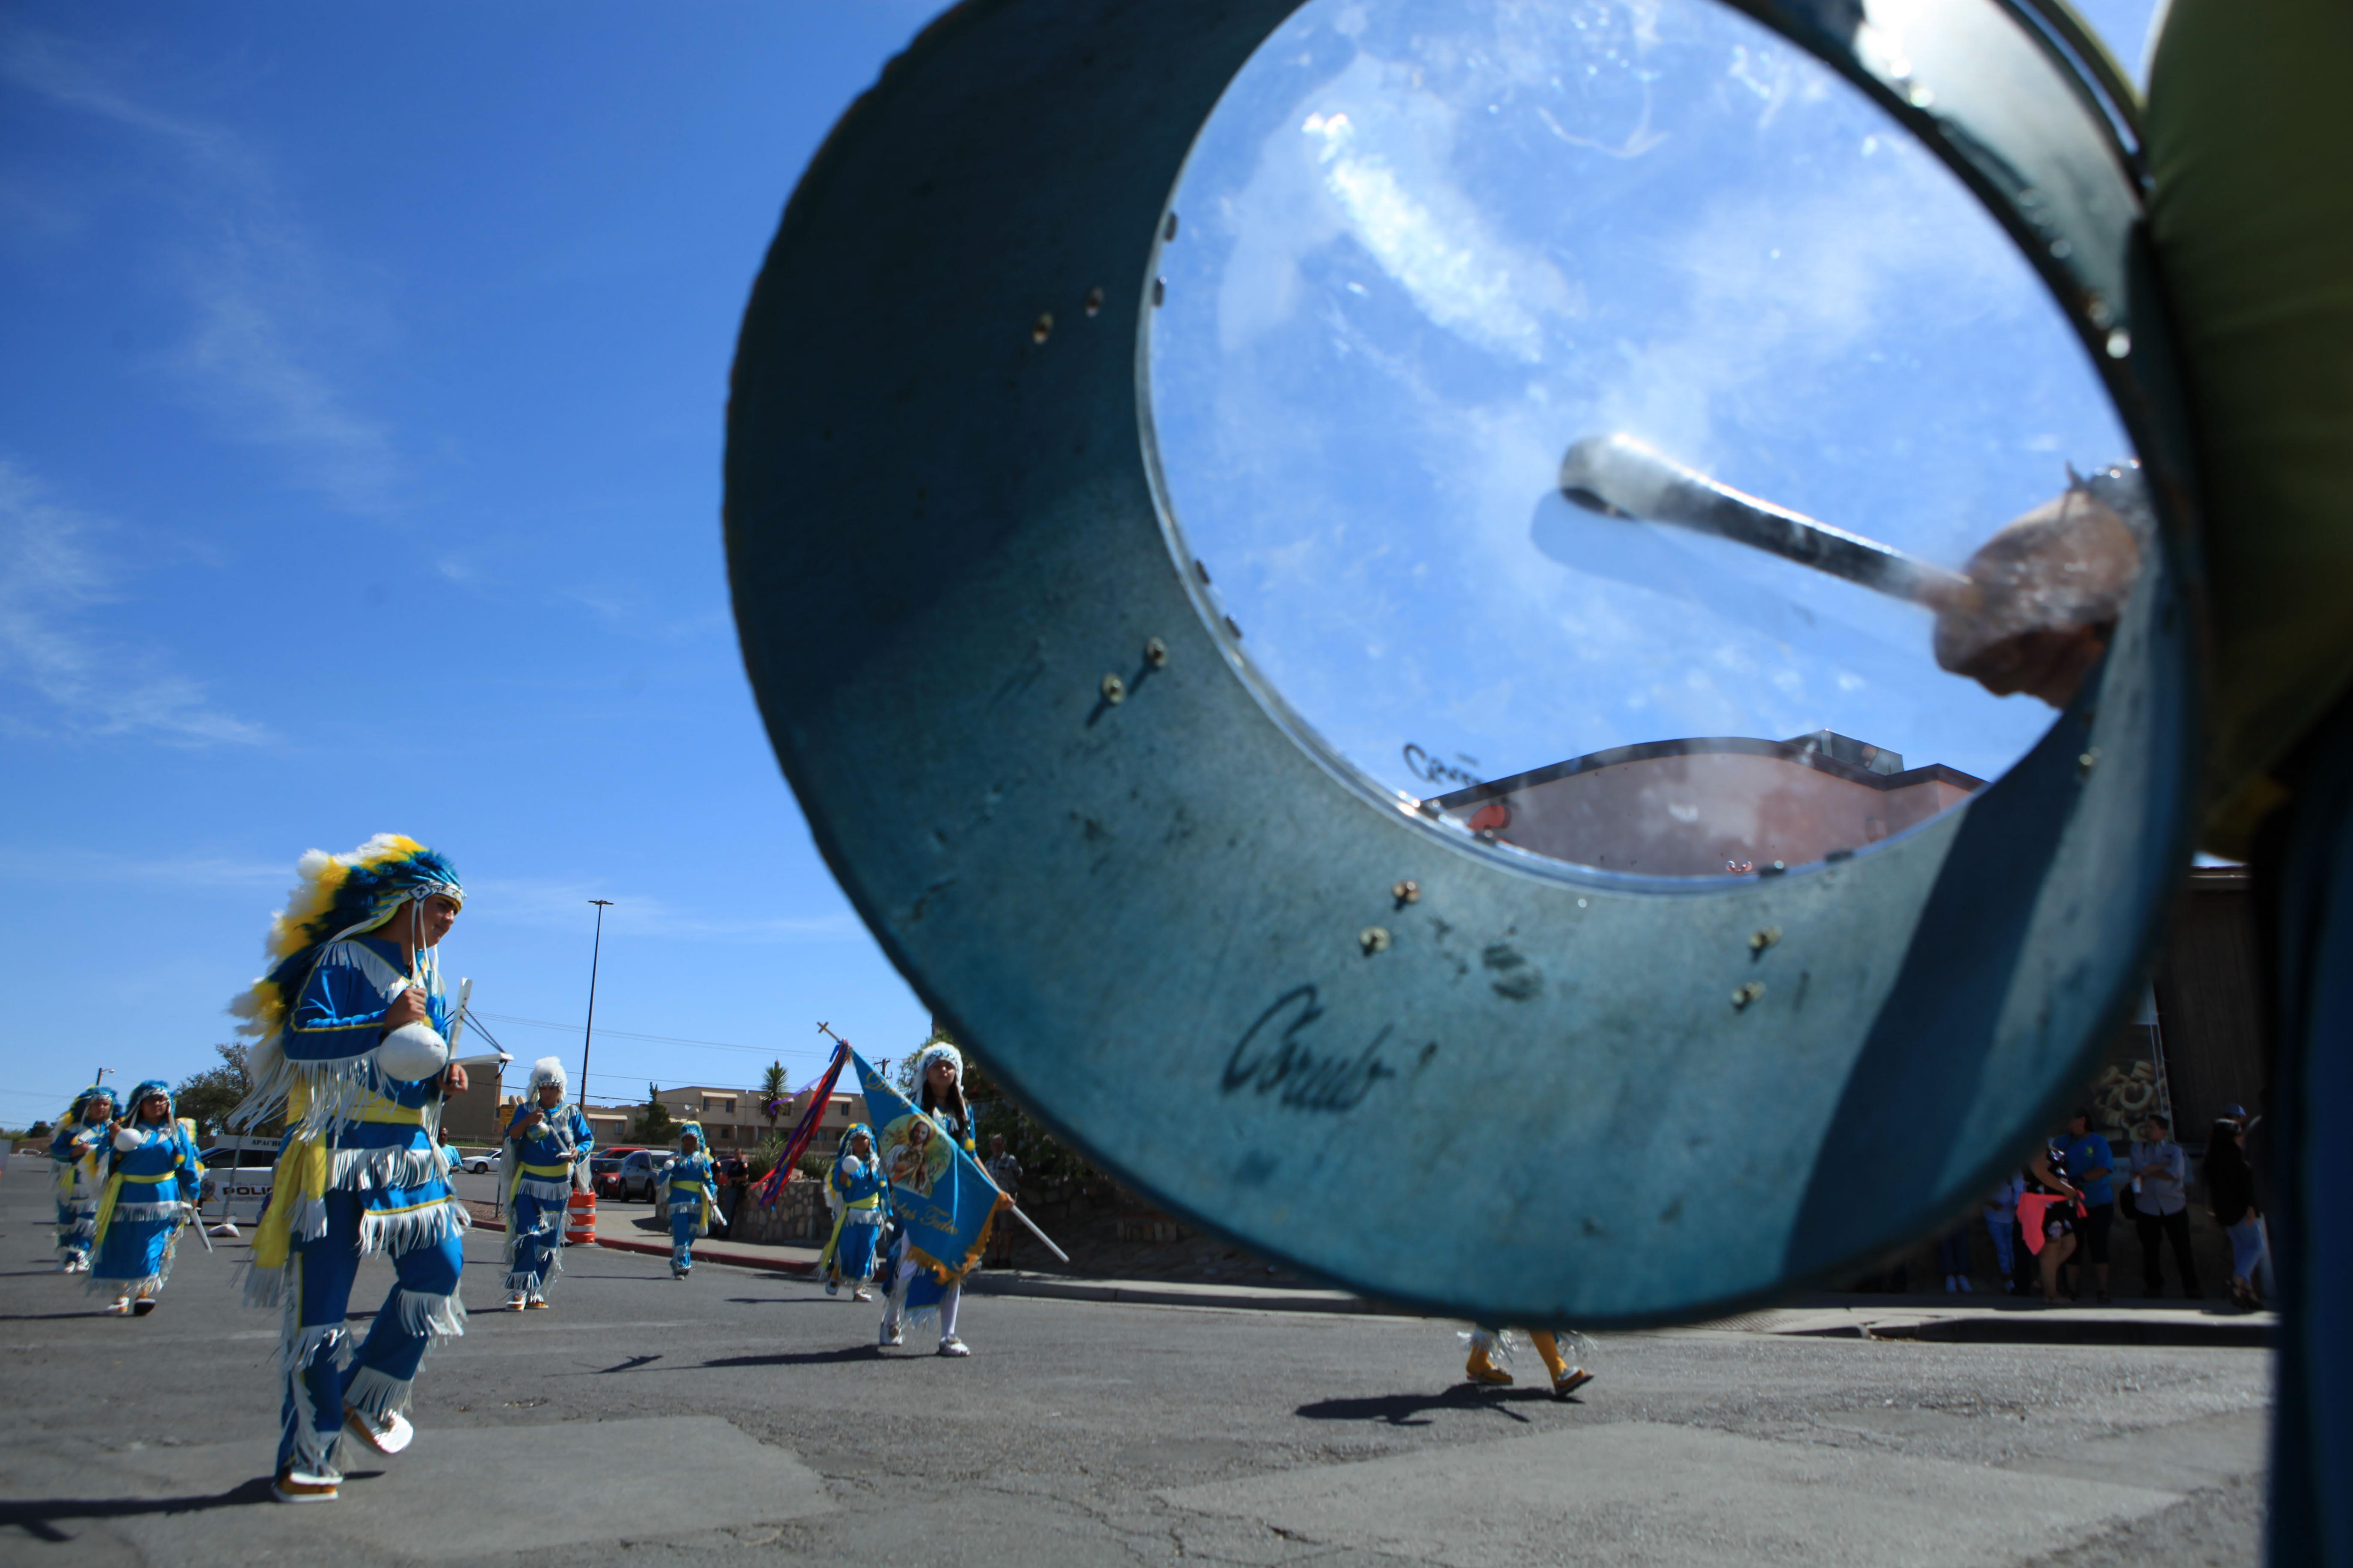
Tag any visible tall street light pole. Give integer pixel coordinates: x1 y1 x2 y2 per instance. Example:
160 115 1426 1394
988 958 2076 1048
581 900 614 1109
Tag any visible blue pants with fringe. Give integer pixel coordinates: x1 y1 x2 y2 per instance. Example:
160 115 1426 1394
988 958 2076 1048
670 1203 699 1272
278 1192 465 1475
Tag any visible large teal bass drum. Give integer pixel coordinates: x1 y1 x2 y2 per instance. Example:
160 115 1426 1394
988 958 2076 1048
724 0 2199 1325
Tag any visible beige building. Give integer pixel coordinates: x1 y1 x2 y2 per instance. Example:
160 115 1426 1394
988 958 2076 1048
1431 729 1982 876
501 1083 871 1151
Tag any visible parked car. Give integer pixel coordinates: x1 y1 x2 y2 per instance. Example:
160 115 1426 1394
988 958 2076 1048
198 1140 279 1211
462 1148 497 1175
590 1155 625 1200
614 1148 675 1203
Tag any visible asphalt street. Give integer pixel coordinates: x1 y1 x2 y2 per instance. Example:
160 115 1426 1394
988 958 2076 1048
1 1153 2271 1566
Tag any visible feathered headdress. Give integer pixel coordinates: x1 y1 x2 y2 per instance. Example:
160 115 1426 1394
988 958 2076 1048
123 1080 174 1119
66 1084 116 1124
229 834 465 1044
913 1041 963 1091
835 1121 876 1163
676 1121 707 1151
528 1056 566 1093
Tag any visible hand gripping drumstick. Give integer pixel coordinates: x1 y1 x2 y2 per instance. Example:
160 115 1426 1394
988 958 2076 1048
1559 433 1977 611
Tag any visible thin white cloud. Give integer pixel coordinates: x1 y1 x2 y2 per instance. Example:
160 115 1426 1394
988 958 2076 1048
0 459 268 745
1219 53 1584 363
0 24 404 515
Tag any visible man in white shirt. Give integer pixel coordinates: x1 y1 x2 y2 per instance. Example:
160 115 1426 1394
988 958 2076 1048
2128 1115 2202 1299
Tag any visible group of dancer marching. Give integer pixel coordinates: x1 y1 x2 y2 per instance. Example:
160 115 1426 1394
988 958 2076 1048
50 1078 205 1316
65 825 1586 1513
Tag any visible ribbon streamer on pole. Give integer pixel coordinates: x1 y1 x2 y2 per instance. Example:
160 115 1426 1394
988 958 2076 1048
753 1025 851 1208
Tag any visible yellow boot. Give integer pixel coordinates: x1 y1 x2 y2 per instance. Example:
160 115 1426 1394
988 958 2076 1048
1529 1330 1594 1399
1464 1328 1514 1386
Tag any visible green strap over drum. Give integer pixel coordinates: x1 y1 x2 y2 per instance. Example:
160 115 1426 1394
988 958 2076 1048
2147 0 2353 849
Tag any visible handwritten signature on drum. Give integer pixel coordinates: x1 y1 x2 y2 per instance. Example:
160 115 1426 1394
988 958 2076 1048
1401 743 1482 790
1223 985 1436 1114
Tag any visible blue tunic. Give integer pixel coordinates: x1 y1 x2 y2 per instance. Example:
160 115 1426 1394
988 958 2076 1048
91 1120 201 1294
280 936 464 1257
49 1115 108 1263
662 1152 717 1270
503 1100 593 1295
824 1153 889 1285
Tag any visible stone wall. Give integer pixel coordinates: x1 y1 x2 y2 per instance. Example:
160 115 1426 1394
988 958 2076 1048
724 1175 828 1245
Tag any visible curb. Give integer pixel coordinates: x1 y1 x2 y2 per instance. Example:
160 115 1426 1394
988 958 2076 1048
963 1272 1403 1315
1848 1314 2275 1349
557 1235 2282 1345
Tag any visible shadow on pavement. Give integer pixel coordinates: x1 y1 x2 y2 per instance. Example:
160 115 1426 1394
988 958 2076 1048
0 1473 380 1540
1294 1384 1585 1427
697 1346 889 1370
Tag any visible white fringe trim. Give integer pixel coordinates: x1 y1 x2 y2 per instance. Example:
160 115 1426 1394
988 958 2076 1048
394 1287 467 1341
515 1177 572 1205
244 1259 288 1310
88 1268 169 1299
110 1200 185 1224
356 1196 468 1259
342 1365 415 1421
503 1227 565 1294
1460 1328 1519 1362
330 1145 448 1193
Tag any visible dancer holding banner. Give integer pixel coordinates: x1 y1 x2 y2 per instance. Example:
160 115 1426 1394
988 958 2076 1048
819 1123 889 1301
50 1083 116 1272
88 1081 203 1316
227 834 472 1505
500 1057 593 1310
871 1042 1004 1356
661 1122 719 1278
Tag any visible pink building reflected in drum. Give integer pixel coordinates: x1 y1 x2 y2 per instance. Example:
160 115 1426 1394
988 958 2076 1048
1429 729 1983 876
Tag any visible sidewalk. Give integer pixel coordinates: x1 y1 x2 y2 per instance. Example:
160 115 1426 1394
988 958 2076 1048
565 1206 2273 1344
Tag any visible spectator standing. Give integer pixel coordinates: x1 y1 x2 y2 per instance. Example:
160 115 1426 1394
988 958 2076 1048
2203 1117 2266 1310
1982 1172 2025 1291
984 1134 1023 1269
2059 1109 2118 1302
716 1151 750 1235
2127 1115 2201 1299
1936 1224 1973 1292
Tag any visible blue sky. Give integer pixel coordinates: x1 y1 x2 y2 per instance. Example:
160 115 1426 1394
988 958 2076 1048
0 2 945 1124
1150 0 2163 834
0 0 2161 1126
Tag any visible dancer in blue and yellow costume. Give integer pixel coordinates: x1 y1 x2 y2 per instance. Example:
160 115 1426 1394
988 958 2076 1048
1461 1324 1593 1399
227 834 474 1505
499 1056 593 1310
819 1123 889 1301
88 1081 202 1315
660 1123 718 1278
49 1083 116 1272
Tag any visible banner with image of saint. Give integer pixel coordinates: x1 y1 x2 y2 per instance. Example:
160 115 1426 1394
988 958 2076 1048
853 1050 1002 1285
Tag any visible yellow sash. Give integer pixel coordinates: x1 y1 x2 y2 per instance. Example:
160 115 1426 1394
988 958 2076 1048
92 1166 180 1245
252 1088 428 1271
507 1159 573 1204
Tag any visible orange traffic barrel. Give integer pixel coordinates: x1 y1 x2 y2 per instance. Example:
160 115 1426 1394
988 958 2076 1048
564 1189 597 1247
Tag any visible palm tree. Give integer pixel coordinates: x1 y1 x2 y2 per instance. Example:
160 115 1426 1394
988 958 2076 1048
759 1061 790 1136
634 1080 676 1144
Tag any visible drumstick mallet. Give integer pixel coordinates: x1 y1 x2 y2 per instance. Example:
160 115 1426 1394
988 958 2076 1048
1558 433 1978 611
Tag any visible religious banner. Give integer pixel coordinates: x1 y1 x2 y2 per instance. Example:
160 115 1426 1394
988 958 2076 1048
852 1050 1001 1284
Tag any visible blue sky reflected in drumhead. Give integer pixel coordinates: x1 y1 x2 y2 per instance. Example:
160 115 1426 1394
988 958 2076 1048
1147 0 2139 817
